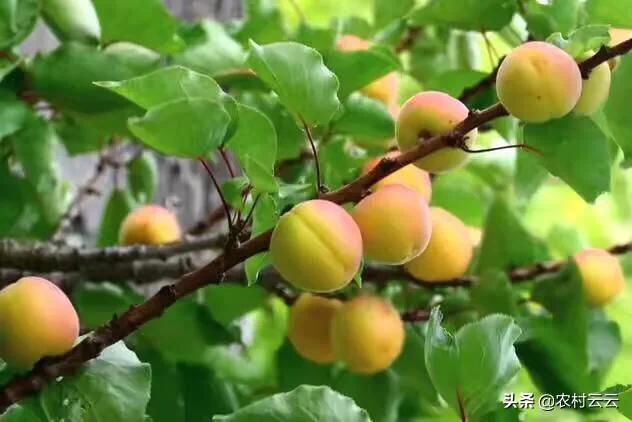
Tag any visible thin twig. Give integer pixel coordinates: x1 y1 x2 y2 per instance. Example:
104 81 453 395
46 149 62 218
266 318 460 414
460 143 543 156
302 121 325 195
219 148 236 178
199 158 233 234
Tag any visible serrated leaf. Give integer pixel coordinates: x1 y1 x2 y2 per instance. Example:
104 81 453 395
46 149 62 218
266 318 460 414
523 115 611 202
411 0 517 31
128 151 158 203
605 55 632 167
546 25 611 58
129 98 232 158
92 0 183 53
425 308 522 420
213 385 372 422
226 105 278 193
326 46 399 100
0 0 39 49
247 41 340 126
523 0 581 40
97 66 225 110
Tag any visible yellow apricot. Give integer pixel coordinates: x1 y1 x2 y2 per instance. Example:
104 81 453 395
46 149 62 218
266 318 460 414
270 199 363 292
574 249 624 307
467 226 483 247
119 205 182 246
575 54 611 115
609 29 632 71
288 294 342 364
363 151 432 202
396 91 477 173
331 295 404 374
496 41 582 123
404 208 473 282
352 185 432 264
336 35 399 106
0 277 79 368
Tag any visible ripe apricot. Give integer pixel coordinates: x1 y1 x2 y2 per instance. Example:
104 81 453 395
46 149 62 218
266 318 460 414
404 208 473 282
574 248 624 307
288 294 342 364
270 200 363 292
119 205 182 246
496 41 582 123
0 277 79 368
363 151 432 202
331 295 404 374
396 91 477 173
352 185 432 264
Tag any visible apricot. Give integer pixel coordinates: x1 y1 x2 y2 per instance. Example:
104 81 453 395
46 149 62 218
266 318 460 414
404 208 473 282
609 29 632 71
288 294 342 364
352 185 432 264
270 200 363 292
331 295 404 374
574 53 611 115
496 41 582 123
336 35 399 106
363 151 432 202
119 205 182 246
0 277 79 368
396 91 477 173
574 249 624 307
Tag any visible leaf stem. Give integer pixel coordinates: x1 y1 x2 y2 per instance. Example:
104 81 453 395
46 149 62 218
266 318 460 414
302 121 325 195
199 158 233 234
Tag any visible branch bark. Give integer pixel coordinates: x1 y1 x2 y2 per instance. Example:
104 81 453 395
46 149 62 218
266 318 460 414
1 38 631 412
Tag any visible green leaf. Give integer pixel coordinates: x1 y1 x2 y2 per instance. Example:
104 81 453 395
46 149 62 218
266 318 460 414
213 385 372 422
0 90 29 139
586 0 632 28
333 371 400 422
605 55 632 167
232 0 286 45
333 94 394 145
471 271 518 316
41 0 101 43
426 69 489 99
128 151 158 203
276 341 335 393
178 363 240 419
140 297 233 364
226 104 278 193
0 56 19 82
72 282 142 328
0 0 39 49
425 308 522 420
326 46 399 100
411 0 517 31
373 0 414 29
129 98 232 158
92 0 183 53
477 197 549 273
523 115 611 202
620 388 632 419
24 341 151 422
431 171 494 227
247 41 340 126
96 188 136 247
546 25 611 58
523 0 581 39
97 66 225 110
514 147 549 202
174 20 246 76
245 194 278 284
30 42 158 113
136 349 185 422
205 284 267 326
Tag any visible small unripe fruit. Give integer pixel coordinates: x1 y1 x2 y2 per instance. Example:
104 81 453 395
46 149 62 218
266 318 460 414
575 54 611 116
119 205 182 246
396 91 477 173
336 35 399 106
0 277 79 368
405 208 473 282
496 41 582 123
352 185 432 264
609 29 632 71
574 249 624 307
270 200 363 292
288 294 342 364
332 295 404 374
363 151 432 202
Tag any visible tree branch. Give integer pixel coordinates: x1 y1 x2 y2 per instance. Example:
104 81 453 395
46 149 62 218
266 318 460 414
2 38 631 412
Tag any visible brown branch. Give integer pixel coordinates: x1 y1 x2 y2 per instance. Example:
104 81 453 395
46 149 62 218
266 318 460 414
395 26 422 54
186 205 226 235
199 158 234 235
459 58 503 104
2 38 631 412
